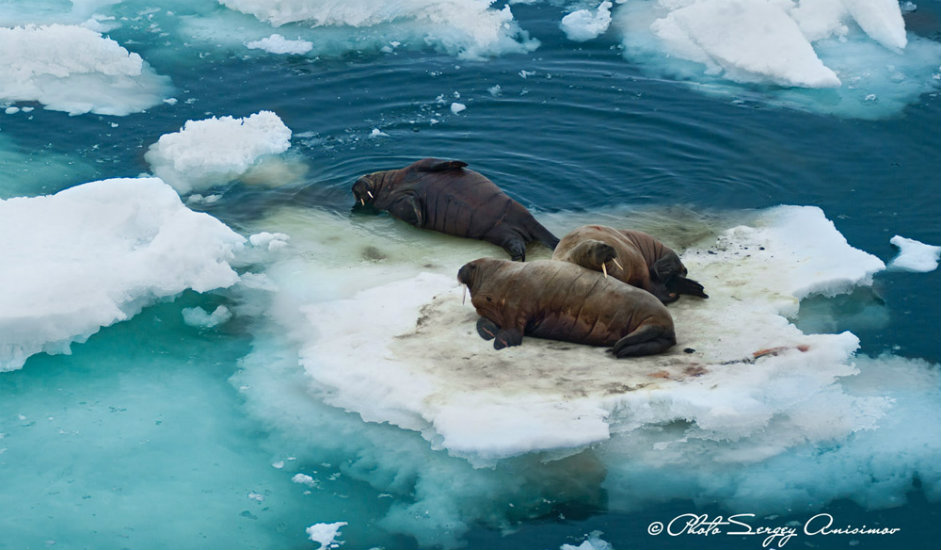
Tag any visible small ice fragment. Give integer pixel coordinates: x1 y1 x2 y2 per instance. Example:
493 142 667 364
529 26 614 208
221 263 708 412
292 473 319 487
450 102 466 114
248 492 264 502
306 522 348 549
181 306 232 328
888 235 941 272
369 128 389 138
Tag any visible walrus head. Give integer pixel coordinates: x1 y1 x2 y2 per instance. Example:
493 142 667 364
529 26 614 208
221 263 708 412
652 253 708 299
352 173 382 207
567 239 621 278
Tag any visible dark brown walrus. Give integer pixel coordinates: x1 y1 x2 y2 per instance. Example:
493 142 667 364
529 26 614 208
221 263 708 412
352 158 559 261
552 225 707 304
457 258 676 358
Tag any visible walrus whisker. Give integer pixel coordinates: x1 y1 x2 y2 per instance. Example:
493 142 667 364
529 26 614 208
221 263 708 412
601 262 608 279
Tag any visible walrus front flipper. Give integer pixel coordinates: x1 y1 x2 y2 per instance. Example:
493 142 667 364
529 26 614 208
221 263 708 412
388 195 423 227
503 237 527 262
476 317 500 341
669 276 708 299
609 324 674 358
493 327 523 350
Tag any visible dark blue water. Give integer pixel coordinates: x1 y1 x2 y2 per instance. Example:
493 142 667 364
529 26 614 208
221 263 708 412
2 1 940 549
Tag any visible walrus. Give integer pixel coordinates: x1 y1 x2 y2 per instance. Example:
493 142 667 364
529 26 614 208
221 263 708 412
552 225 707 304
352 158 559 261
457 258 676 357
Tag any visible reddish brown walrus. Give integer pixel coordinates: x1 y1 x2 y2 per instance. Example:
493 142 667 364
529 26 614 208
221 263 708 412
457 258 676 358
352 158 559 261
552 225 707 304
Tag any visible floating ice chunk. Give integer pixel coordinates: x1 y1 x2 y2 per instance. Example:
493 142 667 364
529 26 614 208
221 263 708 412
561 531 613 550
0 178 245 371
650 0 841 88
181 305 233 328
306 522 347 549
0 24 171 115
249 232 290 252
246 34 313 55
450 102 466 114
218 0 538 60
369 128 389 138
144 111 292 195
292 473 318 487
888 235 941 272
560 1 613 42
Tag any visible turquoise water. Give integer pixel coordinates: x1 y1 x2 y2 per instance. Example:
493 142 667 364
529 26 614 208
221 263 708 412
2 1 940 549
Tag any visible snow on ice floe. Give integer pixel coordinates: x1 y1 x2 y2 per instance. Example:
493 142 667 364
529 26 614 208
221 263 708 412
0 24 171 116
613 0 941 118
888 235 941 272
0 178 246 371
144 111 294 195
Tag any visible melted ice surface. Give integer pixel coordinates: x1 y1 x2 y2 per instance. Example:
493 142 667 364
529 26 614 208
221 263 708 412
0 178 245 371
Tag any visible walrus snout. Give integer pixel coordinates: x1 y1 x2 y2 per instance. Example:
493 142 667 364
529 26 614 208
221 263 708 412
351 176 377 206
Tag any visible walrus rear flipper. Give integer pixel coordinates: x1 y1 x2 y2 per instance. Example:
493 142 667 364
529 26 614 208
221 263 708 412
528 220 560 252
609 324 674 358
669 276 708 299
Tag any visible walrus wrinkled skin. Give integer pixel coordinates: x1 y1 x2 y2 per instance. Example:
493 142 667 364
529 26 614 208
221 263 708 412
352 158 559 261
457 258 676 357
552 225 707 304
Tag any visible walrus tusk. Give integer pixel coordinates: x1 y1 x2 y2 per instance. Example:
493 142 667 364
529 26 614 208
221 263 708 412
359 198 365 206
601 262 608 279
462 284 467 305
612 258 623 270
367 190 374 198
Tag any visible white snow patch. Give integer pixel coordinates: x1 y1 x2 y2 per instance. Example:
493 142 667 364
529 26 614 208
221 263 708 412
0 24 171 116
888 235 941 272
144 111 292 195
0 178 245 371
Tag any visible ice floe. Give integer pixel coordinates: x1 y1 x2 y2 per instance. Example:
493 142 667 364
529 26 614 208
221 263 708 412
0 24 171 115
232 203 938 543
888 234 941 272
216 0 539 59
0 178 245 371
613 0 941 118
144 111 293 195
